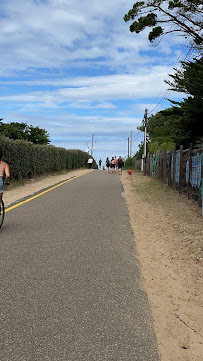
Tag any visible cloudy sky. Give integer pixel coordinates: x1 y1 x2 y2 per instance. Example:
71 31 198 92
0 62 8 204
0 0 193 164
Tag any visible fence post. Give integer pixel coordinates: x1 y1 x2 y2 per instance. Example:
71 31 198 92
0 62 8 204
159 151 163 180
172 147 176 190
168 149 172 187
201 152 203 215
149 153 151 176
199 151 203 209
143 156 147 176
187 143 193 199
157 151 160 178
147 152 150 176
163 148 167 184
179 145 184 194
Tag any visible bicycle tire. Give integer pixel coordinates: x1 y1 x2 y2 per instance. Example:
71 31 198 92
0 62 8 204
0 200 5 228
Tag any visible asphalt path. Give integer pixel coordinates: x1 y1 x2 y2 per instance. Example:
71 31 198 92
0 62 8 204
0 170 159 361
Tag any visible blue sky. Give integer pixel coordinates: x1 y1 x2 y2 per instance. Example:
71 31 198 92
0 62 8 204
0 0 193 165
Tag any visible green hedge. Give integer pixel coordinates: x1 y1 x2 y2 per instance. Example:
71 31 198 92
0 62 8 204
0 136 92 180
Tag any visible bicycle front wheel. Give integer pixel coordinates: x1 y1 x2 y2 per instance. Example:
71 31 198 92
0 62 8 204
0 200 5 228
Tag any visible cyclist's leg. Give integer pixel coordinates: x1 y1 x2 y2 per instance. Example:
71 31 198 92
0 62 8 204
0 193 3 215
0 179 3 214
0 194 5 227
0 193 2 212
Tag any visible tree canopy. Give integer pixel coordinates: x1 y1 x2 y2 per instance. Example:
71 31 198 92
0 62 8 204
146 108 189 147
0 120 50 145
166 56 203 143
124 2 203 157
166 56 203 95
135 56 203 155
124 0 203 46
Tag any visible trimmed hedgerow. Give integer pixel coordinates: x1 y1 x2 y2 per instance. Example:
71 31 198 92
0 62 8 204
0 136 91 180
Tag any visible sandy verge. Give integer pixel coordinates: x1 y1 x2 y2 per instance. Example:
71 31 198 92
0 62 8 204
121 170 203 361
3 168 203 360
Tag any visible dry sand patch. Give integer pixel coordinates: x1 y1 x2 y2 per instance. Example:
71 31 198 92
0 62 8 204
121 170 203 361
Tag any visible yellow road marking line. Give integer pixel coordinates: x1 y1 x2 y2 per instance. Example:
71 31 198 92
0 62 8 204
5 171 91 213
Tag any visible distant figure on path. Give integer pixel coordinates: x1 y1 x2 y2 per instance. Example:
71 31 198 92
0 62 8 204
106 157 110 172
114 156 118 172
117 156 124 175
88 157 93 169
110 157 116 173
99 159 102 170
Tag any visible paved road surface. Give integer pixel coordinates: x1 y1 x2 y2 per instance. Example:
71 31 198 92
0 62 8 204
0 170 159 361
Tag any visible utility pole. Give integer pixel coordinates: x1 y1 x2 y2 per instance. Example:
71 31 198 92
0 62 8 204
128 137 129 158
144 109 148 158
91 134 94 156
142 108 148 174
130 131 132 158
85 143 89 154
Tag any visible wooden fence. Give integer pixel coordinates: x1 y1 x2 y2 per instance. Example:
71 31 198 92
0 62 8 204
137 145 203 207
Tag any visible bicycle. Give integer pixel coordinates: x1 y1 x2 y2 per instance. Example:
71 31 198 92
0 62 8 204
0 199 5 228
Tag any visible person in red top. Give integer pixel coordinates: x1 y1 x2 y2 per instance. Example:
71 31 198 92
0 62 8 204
0 150 10 214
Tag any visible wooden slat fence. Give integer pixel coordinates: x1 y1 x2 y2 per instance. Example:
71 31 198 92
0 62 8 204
136 145 203 207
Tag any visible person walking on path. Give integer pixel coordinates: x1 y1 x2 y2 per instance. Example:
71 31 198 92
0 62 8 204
88 157 93 169
0 150 10 214
106 157 110 172
99 159 102 170
117 156 124 175
114 156 118 172
110 157 116 173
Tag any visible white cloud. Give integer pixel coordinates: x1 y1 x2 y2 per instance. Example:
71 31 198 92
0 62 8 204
0 0 181 73
0 69 184 113
0 0 191 164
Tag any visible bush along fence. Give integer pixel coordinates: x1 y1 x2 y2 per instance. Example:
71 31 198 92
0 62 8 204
0 136 93 181
141 144 203 207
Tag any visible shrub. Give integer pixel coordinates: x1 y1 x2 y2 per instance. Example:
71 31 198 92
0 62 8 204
0 136 90 181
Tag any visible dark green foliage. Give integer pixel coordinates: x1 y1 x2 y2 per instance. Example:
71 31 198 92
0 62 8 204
168 0 201 12
0 136 90 181
0 121 27 141
166 56 203 145
146 108 192 149
134 142 144 159
148 26 163 42
124 157 134 168
123 2 145 21
166 57 203 95
25 125 50 144
0 120 50 145
124 0 203 46
129 13 157 33
135 57 203 153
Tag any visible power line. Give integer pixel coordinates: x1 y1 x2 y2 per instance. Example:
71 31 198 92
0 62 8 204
148 42 196 115
133 129 142 142
148 40 190 111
